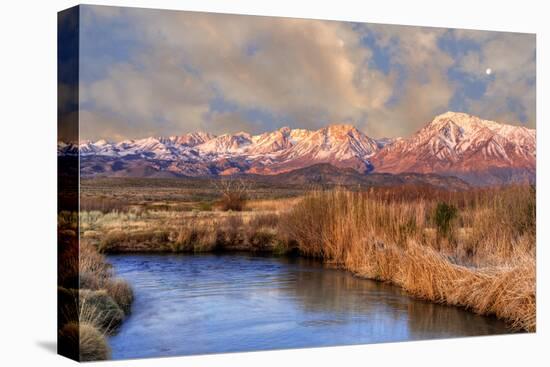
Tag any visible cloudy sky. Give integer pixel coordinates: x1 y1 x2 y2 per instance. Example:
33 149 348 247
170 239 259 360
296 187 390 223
77 5 535 141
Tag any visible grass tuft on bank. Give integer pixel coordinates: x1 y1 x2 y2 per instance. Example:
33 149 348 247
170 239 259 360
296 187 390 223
58 225 134 361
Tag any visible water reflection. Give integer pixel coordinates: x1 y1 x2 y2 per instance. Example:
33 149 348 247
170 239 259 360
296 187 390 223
281 256 510 338
108 253 512 360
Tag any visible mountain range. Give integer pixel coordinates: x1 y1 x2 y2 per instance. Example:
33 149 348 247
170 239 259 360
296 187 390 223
62 112 535 185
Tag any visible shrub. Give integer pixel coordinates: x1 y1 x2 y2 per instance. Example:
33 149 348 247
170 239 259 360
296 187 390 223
433 202 458 238
216 179 248 211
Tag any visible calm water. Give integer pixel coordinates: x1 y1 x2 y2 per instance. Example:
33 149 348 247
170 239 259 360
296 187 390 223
108 253 511 359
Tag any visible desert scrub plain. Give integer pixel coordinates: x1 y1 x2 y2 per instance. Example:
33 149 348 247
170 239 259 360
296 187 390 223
80 178 536 332
58 213 134 361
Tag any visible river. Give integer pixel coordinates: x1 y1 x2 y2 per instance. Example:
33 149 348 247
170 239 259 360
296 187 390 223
108 253 511 359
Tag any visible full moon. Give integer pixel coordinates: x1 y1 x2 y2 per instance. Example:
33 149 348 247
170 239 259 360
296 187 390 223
486 68 492 75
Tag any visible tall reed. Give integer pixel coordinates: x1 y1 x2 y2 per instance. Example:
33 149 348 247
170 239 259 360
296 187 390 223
279 187 535 331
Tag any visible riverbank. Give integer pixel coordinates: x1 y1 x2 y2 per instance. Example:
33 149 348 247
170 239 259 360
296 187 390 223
57 219 134 361
80 185 535 332
281 188 535 332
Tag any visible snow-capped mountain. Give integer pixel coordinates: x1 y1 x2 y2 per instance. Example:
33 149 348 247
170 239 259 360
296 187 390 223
371 112 536 184
75 124 381 177
195 132 252 155
169 132 215 147
66 112 536 185
248 124 379 174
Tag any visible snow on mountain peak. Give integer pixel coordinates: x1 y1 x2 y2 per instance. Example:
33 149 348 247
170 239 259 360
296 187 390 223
73 113 535 185
429 111 533 137
372 112 536 183
94 139 109 146
196 132 253 154
170 132 215 147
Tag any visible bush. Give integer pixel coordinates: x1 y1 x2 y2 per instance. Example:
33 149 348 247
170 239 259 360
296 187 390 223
216 179 248 211
433 202 458 238
221 193 246 211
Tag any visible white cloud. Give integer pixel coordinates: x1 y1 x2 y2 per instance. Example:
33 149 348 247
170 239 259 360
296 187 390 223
357 24 455 137
79 6 535 140
80 8 398 139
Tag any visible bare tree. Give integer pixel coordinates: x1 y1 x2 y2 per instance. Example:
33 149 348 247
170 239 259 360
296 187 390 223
214 178 249 211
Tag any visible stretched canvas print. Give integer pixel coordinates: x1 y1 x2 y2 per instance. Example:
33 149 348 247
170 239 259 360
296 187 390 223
58 4 536 362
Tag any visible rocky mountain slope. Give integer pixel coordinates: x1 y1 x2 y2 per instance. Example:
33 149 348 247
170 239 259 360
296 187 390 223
63 112 535 185
371 112 535 185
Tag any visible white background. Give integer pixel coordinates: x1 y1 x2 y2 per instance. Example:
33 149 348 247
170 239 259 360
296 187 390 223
0 0 548 365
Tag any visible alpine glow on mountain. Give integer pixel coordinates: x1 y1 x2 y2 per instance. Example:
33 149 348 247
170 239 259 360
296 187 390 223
371 112 535 185
64 112 535 185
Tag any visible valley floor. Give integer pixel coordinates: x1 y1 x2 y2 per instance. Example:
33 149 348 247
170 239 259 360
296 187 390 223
76 182 536 333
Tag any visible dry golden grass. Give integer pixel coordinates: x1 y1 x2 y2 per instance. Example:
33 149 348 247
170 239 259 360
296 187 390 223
104 279 134 315
57 227 134 361
78 184 535 331
79 241 134 317
99 229 171 252
79 289 125 331
78 322 111 361
245 197 302 212
83 209 287 253
59 321 111 361
279 188 536 331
